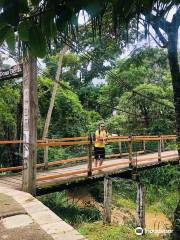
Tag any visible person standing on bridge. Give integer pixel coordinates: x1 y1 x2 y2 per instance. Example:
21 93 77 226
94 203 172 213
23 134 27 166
94 121 108 167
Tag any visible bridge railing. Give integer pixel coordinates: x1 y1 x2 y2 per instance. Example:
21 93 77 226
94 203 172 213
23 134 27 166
0 135 177 179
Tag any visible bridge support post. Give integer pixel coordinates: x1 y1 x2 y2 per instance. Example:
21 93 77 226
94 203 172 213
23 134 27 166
104 176 112 224
128 136 133 167
44 138 49 170
136 181 145 230
88 135 93 176
158 136 162 162
22 51 37 195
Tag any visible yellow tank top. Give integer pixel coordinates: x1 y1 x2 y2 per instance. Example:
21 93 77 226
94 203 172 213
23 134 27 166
95 129 108 148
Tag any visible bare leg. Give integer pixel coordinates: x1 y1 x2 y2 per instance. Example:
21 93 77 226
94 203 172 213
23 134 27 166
94 158 98 167
99 158 104 166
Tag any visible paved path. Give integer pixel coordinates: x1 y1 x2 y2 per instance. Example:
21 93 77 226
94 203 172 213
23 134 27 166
0 187 86 240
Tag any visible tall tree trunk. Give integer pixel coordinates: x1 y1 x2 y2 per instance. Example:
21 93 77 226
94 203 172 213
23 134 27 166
167 27 180 240
42 45 68 139
168 29 180 154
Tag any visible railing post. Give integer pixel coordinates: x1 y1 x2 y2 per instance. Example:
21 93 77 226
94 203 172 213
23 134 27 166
161 136 165 152
44 138 49 170
118 141 122 158
143 140 146 153
128 136 133 167
88 134 93 176
158 135 162 162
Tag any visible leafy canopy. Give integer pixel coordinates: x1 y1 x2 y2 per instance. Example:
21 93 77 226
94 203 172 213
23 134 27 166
0 1 179 57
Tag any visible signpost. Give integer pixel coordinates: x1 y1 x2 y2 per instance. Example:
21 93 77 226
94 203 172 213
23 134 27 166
0 64 23 80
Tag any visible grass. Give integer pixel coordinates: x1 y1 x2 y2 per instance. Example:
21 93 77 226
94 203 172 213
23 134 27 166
146 187 178 220
113 195 136 211
78 221 163 240
39 191 101 227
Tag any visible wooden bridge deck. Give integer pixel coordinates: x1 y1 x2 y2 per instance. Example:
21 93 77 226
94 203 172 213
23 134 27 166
0 150 179 195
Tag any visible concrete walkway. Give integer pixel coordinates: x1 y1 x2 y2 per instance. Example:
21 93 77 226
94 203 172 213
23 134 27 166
0 187 86 240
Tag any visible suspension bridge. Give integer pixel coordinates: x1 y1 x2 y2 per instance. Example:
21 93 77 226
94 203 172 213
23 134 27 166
0 134 178 195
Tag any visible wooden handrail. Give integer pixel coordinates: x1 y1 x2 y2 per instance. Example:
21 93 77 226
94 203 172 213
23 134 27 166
0 135 176 145
0 156 89 172
38 140 90 147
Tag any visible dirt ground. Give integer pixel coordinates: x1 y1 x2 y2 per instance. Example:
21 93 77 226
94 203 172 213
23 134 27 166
66 187 172 231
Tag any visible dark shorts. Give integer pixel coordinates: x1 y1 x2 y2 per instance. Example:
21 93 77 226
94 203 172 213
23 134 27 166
94 147 105 160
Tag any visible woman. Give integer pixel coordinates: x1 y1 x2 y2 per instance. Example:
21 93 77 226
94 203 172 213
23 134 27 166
94 122 108 167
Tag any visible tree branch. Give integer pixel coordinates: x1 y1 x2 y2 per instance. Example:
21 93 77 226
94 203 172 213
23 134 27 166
145 13 168 47
139 20 166 48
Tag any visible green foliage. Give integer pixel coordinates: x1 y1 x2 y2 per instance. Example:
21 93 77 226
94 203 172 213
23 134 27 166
146 186 178 220
38 76 88 137
39 192 101 227
106 115 127 135
0 85 20 135
0 81 21 167
29 24 47 58
18 20 32 41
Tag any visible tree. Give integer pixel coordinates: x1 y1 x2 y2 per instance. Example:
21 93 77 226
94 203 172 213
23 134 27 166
0 83 21 167
38 77 88 138
118 83 174 135
42 45 68 139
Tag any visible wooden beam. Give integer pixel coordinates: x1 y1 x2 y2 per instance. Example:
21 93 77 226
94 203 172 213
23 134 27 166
104 176 112 224
22 51 37 195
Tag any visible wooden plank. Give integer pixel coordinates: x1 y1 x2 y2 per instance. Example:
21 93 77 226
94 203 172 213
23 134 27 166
38 140 89 147
0 166 23 172
47 137 88 141
0 140 23 144
37 169 88 181
48 156 88 166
